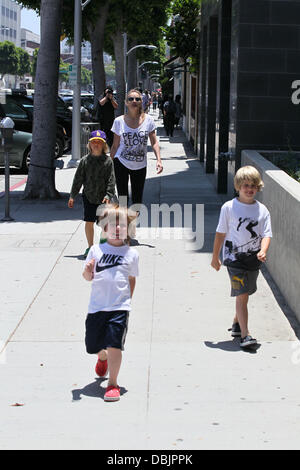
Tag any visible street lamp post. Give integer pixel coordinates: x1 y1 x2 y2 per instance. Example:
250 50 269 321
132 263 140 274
138 61 159 69
67 0 92 168
123 33 157 95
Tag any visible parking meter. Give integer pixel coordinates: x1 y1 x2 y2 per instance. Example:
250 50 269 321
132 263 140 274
0 117 15 222
0 116 14 149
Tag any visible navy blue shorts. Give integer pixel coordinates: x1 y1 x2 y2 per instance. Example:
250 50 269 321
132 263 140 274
82 193 100 222
85 310 129 354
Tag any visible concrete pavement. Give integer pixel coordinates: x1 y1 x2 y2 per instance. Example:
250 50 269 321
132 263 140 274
0 111 299 451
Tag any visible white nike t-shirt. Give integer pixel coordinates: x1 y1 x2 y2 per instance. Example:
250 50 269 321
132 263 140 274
85 242 139 313
111 114 156 170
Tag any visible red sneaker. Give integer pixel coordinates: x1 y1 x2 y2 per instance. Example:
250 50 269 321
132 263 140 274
95 358 108 378
104 385 120 402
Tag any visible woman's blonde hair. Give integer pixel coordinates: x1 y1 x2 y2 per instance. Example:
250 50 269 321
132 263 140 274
234 165 264 192
125 89 144 116
96 203 137 245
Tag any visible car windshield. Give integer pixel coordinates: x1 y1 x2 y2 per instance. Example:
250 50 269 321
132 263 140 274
9 95 34 112
2 100 28 119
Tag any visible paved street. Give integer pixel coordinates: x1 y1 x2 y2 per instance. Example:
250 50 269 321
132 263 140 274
0 111 299 450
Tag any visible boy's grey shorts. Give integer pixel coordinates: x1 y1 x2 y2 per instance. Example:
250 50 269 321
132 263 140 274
226 266 259 297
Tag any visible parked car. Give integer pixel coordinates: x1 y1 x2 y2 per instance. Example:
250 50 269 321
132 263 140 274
58 88 73 96
0 129 32 172
60 94 94 122
6 91 72 152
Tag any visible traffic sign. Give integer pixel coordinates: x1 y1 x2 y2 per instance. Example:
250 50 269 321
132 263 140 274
68 65 78 85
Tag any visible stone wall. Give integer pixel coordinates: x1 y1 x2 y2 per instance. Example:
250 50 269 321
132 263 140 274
241 149 300 322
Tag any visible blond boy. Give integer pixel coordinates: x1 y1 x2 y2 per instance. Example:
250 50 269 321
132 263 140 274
211 166 272 348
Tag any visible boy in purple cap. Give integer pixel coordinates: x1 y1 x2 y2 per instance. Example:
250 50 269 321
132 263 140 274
68 130 116 258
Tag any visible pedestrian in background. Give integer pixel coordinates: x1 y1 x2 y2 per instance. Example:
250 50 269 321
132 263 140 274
94 86 118 148
211 166 272 348
83 204 139 402
110 89 163 210
142 89 150 113
152 92 158 111
68 130 115 259
163 95 177 137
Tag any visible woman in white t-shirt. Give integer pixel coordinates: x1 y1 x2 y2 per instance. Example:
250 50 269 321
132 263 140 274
110 89 163 207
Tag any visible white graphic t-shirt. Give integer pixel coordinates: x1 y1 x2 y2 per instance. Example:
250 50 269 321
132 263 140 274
216 198 272 270
85 242 139 313
111 114 156 170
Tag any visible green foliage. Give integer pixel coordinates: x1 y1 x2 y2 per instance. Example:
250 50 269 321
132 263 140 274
263 152 300 183
81 66 92 85
104 0 171 60
0 41 19 77
59 58 69 81
16 47 31 76
105 62 115 81
163 0 201 64
31 48 39 78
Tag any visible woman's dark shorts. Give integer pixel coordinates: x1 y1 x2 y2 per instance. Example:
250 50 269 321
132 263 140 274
85 310 129 354
227 267 259 297
82 193 100 222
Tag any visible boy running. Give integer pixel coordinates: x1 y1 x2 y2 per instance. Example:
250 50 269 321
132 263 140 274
83 204 138 401
211 166 272 348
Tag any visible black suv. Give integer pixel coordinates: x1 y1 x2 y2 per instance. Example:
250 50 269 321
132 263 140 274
1 91 72 155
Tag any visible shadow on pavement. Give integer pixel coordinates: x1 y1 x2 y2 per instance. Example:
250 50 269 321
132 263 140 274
72 378 127 402
204 339 261 354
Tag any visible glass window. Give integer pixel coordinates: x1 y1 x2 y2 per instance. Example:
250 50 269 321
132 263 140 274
2 101 28 120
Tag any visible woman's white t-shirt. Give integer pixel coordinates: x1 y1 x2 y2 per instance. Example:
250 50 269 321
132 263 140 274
85 242 139 313
111 114 156 170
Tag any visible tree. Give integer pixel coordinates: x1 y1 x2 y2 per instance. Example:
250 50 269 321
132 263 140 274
85 1 110 103
163 0 201 67
31 47 38 79
81 66 92 86
16 47 31 77
0 41 19 81
104 0 171 113
60 0 110 105
23 0 63 199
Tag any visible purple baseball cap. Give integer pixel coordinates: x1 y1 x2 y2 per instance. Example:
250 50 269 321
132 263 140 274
89 130 107 142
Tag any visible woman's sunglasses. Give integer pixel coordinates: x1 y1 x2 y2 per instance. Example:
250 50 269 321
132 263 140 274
128 97 142 102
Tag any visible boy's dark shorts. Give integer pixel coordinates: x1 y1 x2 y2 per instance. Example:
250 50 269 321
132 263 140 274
85 310 129 354
226 266 259 297
82 193 100 222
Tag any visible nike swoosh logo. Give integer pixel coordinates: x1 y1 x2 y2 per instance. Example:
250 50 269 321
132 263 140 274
95 262 123 273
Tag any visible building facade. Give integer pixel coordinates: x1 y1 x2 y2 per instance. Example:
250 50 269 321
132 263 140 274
197 0 300 193
20 27 39 56
0 0 21 46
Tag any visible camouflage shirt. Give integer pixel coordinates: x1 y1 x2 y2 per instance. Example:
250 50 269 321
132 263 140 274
70 153 115 204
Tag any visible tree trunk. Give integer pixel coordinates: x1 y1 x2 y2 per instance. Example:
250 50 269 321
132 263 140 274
87 2 109 106
23 0 62 199
112 29 125 116
127 39 137 92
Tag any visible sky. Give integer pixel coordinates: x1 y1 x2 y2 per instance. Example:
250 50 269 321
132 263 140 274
21 7 40 35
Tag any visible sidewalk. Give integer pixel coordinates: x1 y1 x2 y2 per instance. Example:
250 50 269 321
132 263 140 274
0 111 299 450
